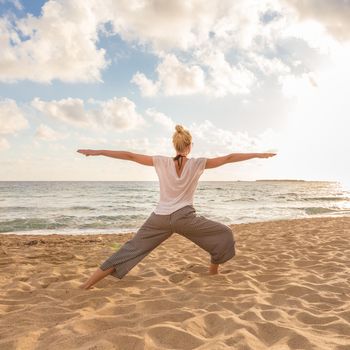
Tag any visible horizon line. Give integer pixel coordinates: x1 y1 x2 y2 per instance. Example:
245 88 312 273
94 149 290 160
0 179 338 182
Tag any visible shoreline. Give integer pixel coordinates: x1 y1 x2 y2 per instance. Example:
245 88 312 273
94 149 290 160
2 214 350 237
1 216 350 349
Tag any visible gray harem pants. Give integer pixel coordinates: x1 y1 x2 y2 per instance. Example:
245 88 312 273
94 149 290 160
99 205 236 279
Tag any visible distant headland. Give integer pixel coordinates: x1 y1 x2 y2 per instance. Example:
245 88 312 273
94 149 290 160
255 179 306 182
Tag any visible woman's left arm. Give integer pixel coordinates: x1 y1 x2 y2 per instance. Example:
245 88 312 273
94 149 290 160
77 149 154 166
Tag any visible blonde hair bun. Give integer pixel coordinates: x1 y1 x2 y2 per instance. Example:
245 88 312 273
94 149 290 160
172 124 192 153
175 124 185 133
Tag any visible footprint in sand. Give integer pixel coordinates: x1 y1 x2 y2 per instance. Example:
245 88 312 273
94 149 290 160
169 272 189 283
146 325 204 349
185 263 206 274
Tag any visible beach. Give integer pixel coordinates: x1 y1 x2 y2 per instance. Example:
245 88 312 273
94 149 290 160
1 216 350 350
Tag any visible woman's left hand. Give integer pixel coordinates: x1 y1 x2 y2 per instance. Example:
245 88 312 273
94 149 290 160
77 149 99 157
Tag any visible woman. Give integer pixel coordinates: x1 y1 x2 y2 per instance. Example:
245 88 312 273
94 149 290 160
77 124 276 289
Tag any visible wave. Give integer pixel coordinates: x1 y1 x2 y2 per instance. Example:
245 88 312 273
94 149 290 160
0 214 145 233
0 206 33 212
0 218 70 233
303 207 339 215
302 197 350 202
69 206 96 210
0 206 96 212
223 197 257 202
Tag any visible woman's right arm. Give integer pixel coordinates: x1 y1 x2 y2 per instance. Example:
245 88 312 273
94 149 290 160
205 153 276 169
77 149 132 160
76 149 154 166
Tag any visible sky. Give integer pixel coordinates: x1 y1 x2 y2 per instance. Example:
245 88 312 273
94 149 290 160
0 0 349 186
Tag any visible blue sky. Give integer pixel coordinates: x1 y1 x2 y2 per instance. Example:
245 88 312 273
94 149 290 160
0 0 349 188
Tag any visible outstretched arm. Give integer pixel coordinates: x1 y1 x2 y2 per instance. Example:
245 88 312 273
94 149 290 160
76 149 154 166
205 152 276 169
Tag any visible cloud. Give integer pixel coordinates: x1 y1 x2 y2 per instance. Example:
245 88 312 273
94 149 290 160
31 97 89 128
1 0 346 101
0 98 28 151
34 124 67 141
146 108 176 131
200 50 256 96
278 72 319 98
108 113 281 157
131 72 160 97
12 0 22 10
76 134 108 145
0 0 289 88
110 135 175 156
106 0 220 52
115 0 346 96
99 97 145 130
0 98 29 134
132 52 255 97
0 0 23 10
189 119 281 156
247 53 291 75
285 0 350 42
0 137 10 151
119 114 281 157
107 0 285 53
132 54 206 96
31 96 145 131
0 0 109 83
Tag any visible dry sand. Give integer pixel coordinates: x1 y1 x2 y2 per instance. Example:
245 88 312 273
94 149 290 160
1 216 350 350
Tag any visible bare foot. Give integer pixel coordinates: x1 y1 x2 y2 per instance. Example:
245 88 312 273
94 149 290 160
209 263 219 275
79 282 93 290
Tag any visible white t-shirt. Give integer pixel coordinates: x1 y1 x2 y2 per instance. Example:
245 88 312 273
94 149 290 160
152 155 207 215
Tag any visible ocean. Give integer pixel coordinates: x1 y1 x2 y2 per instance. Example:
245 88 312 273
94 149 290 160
0 181 349 235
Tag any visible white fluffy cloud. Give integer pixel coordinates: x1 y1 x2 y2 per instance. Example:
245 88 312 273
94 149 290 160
99 97 145 130
189 119 280 156
285 0 350 42
109 108 281 156
278 72 319 98
247 53 291 75
146 108 175 131
131 72 160 97
132 54 206 96
0 98 29 134
132 52 256 97
106 0 220 52
0 0 108 83
31 96 145 131
155 54 206 95
0 0 291 88
107 0 285 52
0 98 28 151
115 0 348 97
201 50 256 97
34 124 67 141
144 109 281 156
31 97 89 128
111 135 175 156
1 0 347 100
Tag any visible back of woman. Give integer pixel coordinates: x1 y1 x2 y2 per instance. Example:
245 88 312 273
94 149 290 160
152 155 206 214
77 124 276 288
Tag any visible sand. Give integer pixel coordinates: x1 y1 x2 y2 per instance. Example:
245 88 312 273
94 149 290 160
1 216 350 350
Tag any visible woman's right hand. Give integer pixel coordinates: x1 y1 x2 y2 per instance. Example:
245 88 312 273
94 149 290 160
256 153 277 159
77 149 99 157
